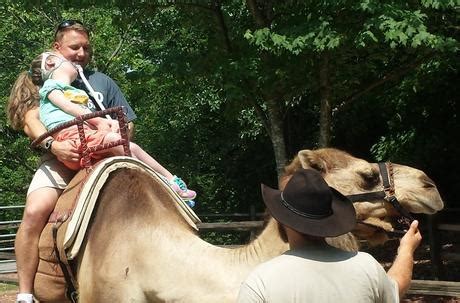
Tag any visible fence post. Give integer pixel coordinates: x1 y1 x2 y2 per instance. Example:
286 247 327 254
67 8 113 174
427 214 444 280
249 204 256 240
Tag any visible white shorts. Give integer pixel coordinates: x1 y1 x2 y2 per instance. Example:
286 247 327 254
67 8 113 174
27 153 76 197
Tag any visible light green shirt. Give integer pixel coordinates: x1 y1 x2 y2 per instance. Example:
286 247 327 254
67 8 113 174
39 79 89 130
238 245 398 303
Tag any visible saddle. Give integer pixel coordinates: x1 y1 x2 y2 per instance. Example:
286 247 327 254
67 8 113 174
33 156 201 302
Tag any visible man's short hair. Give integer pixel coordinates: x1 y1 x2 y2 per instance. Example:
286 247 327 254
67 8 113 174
54 20 90 42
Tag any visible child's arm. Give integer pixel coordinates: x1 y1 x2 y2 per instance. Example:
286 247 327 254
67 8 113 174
48 90 110 129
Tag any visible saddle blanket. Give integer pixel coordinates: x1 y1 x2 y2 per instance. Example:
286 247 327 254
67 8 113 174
63 156 201 259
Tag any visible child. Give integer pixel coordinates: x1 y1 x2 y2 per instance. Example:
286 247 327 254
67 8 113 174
16 51 196 200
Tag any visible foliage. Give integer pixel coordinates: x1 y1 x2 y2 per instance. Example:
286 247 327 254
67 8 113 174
0 1 458 243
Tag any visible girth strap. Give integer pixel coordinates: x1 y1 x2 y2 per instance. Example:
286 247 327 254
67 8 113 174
52 221 79 303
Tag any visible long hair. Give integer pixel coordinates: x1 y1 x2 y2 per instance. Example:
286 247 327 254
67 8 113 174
7 53 45 130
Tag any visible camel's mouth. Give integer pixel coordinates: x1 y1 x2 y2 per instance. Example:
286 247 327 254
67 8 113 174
390 215 412 234
353 213 412 244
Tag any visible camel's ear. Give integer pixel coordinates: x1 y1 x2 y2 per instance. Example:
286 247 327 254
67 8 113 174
297 150 327 173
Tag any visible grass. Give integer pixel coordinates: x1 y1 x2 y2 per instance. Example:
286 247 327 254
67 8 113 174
0 282 17 292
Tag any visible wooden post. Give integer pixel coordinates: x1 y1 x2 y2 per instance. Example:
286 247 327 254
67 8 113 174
249 204 256 240
427 214 443 280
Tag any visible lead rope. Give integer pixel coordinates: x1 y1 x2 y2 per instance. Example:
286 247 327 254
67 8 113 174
75 65 111 120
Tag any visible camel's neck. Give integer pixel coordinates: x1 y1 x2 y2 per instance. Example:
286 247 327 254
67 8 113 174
226 218 359 267
230 217 289 266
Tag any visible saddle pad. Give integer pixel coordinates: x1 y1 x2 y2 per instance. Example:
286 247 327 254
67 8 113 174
63 156 201 260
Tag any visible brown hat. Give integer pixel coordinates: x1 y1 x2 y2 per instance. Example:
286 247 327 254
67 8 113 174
261 169 356 237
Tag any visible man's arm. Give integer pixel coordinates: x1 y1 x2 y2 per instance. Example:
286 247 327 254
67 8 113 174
387 220 422 297
23 108 80 162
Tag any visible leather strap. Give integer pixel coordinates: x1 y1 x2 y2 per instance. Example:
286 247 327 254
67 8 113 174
52 221 79 303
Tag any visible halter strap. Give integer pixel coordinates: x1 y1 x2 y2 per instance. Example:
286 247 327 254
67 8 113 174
346 162 414 222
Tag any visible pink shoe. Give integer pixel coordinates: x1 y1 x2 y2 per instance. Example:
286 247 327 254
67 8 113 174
170 176 197 200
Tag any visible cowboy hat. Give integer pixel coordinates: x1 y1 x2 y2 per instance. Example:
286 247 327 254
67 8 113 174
261 169 356 237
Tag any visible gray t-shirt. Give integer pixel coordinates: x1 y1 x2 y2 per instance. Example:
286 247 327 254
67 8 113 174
238 245 398 303
73 70 137 122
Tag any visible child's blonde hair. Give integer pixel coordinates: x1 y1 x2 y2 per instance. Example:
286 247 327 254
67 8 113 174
7 53 46 130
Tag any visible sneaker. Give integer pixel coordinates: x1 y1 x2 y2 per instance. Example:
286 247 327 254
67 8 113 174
16 293 34 303
170 176 197 200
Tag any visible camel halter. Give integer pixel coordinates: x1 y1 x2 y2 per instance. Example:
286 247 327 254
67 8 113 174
345 162 414 229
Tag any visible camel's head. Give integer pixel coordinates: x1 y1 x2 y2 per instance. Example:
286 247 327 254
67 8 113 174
281 148 444 245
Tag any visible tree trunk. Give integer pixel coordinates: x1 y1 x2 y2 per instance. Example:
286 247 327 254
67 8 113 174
319 53 332 147
265 98 287 180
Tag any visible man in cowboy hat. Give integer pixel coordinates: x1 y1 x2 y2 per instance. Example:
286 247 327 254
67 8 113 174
238 168 421 303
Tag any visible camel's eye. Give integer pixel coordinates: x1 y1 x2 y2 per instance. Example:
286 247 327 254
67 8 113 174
358 169 380 188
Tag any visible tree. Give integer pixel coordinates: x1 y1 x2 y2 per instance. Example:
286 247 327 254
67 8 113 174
1 0 458 219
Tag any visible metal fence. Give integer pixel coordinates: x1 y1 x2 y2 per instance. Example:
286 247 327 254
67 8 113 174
0 205 23 273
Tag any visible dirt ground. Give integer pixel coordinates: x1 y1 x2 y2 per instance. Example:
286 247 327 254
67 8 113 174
0 273 18 302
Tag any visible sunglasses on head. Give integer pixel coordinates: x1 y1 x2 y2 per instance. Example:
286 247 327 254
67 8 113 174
54 19 84 38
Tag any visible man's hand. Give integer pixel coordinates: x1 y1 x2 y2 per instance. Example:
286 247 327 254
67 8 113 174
51 140 80 163
23 108 79 163
399 220 422 255
387 220 422 297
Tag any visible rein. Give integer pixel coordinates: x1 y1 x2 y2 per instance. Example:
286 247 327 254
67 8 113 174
345 162 414 235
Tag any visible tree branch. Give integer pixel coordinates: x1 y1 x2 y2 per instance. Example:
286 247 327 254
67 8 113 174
213 1 232 53
246 0 269 28
147 1 214 12
32 7 54 24
319 53 332 147
335 53 434 114
101 25 132 73
253 96 272 138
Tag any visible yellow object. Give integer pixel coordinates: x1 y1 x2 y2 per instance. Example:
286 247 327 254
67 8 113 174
64 90 89 104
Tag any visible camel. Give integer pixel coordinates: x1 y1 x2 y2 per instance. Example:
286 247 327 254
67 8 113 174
38 148 443 302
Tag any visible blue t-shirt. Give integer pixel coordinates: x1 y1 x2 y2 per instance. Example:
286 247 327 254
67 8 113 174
72 70 137 122
39 79 90 130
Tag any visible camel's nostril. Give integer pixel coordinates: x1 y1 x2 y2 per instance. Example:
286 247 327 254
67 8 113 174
420 175 435 188
423 183 435 189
